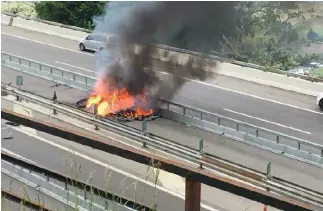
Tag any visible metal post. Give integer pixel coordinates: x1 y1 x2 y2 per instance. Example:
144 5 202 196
185 178 201 211
84 189 87 200
94 124 99 130
199 139 204 169
53 109 57 115
266 161 271 179
199 139 204 153
256 130 259 137
142 120 147 148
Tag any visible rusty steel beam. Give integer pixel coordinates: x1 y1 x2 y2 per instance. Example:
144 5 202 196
1 108 315 211
185 179 201 211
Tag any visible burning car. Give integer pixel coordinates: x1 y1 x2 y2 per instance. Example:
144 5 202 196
76 61 158 121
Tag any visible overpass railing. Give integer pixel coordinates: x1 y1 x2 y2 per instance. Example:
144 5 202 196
2 52 323 168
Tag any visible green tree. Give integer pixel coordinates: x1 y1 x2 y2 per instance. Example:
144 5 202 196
218 2 319 70
35 1 107 29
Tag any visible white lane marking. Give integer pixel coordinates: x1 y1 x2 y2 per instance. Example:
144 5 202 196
4 31 322 116
157 71 323 116
1 32 94 57
153 168 186 195
2 148 37 165
9 126 220 211
223 108 312 135
55 61 94 73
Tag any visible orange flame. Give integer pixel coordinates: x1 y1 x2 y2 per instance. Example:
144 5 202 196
86 76 153 118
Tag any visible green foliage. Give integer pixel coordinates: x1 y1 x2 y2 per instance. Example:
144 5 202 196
35 1 107 29
217 2 320 70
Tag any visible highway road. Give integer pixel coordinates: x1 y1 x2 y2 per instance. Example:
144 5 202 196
2 25 323 143
0 114 283 211
2 66 323 196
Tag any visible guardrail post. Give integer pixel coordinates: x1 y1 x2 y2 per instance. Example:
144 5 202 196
200 112 203 120
276 136 279 144
199 139 204 169
105 201 109 210
94 124 99 130
297 142 301 150
256 130 259 137
185 178 201 211
84 189 87 200
321 149 323 157
236 123 239 131
142 120 147 148
266 161 271 179
53 108 57 115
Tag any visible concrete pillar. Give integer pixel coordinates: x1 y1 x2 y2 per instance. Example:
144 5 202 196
185 178 201 211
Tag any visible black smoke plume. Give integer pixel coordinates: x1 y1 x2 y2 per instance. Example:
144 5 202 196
92 2 237 106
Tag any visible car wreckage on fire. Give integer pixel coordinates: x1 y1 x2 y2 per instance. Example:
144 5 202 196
76 59 159 122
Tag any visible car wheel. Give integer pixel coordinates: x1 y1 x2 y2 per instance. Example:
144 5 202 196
79 43 86 51
319 99 323 111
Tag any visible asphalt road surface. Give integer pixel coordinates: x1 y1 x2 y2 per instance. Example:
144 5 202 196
2 25 323 143
2 66 323 197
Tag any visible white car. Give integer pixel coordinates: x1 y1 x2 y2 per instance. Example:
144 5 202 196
317 92 323 111
79 34 117 52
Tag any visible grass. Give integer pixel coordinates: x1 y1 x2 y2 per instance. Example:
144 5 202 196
1 149 162 211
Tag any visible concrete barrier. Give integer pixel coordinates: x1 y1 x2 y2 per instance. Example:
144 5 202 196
2 13 323 96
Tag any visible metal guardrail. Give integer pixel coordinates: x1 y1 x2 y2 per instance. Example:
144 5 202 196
2 51 323 168
2 85 323 210
1 152 143 211
3 12 323 83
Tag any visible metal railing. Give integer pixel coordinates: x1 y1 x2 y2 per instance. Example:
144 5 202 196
3 12 323 83
2 52 323 168
1 152 144 211
2 86 323 210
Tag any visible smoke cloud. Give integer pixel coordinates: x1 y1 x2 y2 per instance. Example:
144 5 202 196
92 2 236 106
